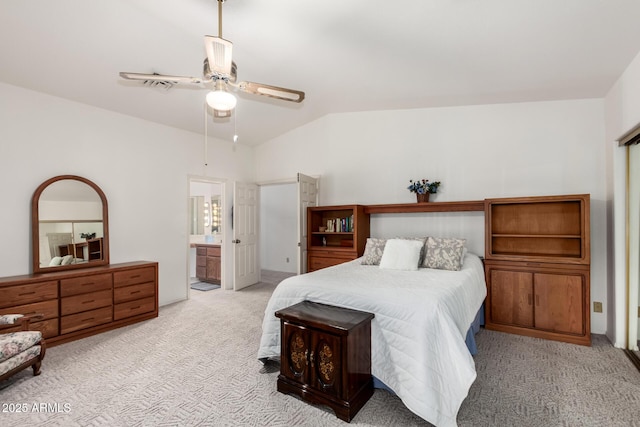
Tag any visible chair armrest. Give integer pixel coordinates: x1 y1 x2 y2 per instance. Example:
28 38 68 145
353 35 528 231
0 313 44 331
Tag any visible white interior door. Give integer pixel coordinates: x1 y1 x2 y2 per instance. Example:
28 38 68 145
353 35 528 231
233 182 259 290
297 173 318 274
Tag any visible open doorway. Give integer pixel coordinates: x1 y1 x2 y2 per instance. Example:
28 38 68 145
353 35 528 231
259 173 318 282
188 177 225 295
260 183 297 275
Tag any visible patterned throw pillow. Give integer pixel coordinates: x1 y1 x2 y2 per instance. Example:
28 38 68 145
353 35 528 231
361 238 387 265
422 237 467 271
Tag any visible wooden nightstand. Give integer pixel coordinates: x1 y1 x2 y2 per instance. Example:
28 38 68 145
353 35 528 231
275 301 374 422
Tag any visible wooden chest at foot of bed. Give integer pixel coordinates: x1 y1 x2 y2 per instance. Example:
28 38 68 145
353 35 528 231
275 301 374 423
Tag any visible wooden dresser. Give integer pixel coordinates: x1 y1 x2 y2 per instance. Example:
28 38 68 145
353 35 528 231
0 261 158 347
194 244 221 283
276 301 374 422
484 194 591 346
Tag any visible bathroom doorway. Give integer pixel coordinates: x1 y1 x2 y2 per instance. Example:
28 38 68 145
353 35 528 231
188 177 225 295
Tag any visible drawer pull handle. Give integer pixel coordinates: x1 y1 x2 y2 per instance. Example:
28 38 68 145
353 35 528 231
82 300 95 304
82 282 95 286
18 291 36 296
83 317 95 322
130 275 141 279
131 290 141 295
130 305 141 310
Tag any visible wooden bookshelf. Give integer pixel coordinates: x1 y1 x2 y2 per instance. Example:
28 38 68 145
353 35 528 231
484 194 591 346
307 205 370 272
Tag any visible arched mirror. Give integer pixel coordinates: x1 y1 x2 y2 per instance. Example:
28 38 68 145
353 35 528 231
31 175 109 273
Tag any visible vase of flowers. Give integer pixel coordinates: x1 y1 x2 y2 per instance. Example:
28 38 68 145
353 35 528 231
407 179 441 203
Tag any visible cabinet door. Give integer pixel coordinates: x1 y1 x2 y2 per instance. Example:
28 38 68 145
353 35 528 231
534 273 584 335
489 269 534 327
310 331 342 398
281 322 310 385
205 256 221 281
213 256 221 280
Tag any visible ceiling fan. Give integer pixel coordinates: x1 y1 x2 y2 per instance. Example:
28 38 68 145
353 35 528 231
119 0 305 118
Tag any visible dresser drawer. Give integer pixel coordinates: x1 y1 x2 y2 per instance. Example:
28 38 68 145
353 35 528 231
60 273 112 297
33 318 59 339
207 246 221 257
114 282 155 304
61 289 113 316
114 267 156 288
0 281 58 307
0 299 58 320
309 256 354 271
60 306 112 335
309 249 356 259
114 296 155 321
197 247 207 256
1 318 59 339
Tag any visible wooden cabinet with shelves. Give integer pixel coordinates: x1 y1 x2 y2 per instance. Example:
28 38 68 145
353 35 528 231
195 244 221 283
307 205 370 272
484 194 591 345
59 238 103 262
275 301 374 422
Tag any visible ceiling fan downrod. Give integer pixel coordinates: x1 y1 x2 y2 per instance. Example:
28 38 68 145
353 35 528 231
217 0 225 38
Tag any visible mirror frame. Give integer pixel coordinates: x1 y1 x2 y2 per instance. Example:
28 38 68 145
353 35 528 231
31 175 110 274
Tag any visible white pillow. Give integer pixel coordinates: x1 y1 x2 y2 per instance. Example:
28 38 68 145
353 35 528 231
379 238 424 271
61 255 74 265
49 256 63 266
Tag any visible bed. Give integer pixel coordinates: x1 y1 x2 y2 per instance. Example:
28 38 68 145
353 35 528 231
258 244 486 427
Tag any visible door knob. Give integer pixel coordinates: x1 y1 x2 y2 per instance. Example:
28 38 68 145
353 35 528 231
232 239 241 244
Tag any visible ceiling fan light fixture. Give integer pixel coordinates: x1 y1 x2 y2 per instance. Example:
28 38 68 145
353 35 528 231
206 87 237 111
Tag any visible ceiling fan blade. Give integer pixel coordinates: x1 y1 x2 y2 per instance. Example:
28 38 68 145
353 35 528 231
204 36 233 77
119 72 205 84
235 81 305 103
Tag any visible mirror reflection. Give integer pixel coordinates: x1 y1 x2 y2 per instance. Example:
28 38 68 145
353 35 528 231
189 195 222 236
37 179 105 268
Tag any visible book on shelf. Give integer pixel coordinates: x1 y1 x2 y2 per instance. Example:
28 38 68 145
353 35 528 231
324 215 354 233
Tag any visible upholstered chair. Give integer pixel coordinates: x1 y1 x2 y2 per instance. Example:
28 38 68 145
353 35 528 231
0 314 46 382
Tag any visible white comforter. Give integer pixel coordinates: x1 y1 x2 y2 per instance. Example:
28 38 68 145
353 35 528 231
257 253 487 427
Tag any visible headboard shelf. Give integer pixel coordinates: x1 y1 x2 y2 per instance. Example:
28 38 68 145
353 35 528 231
364 200 484 214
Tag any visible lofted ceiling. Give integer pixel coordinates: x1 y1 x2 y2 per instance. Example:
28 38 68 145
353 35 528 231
2 0 640 147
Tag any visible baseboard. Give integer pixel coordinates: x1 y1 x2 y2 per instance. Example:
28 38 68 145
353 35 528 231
623 349 640 372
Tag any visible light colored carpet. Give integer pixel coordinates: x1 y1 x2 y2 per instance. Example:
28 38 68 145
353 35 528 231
1 276 640 426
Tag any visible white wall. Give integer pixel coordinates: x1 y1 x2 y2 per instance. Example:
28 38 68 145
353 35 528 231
255 99 608 333
0 82 254 306
604 49 640 347
259 183 297 273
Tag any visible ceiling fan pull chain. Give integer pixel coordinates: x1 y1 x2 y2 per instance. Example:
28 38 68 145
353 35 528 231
204 101 209 167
